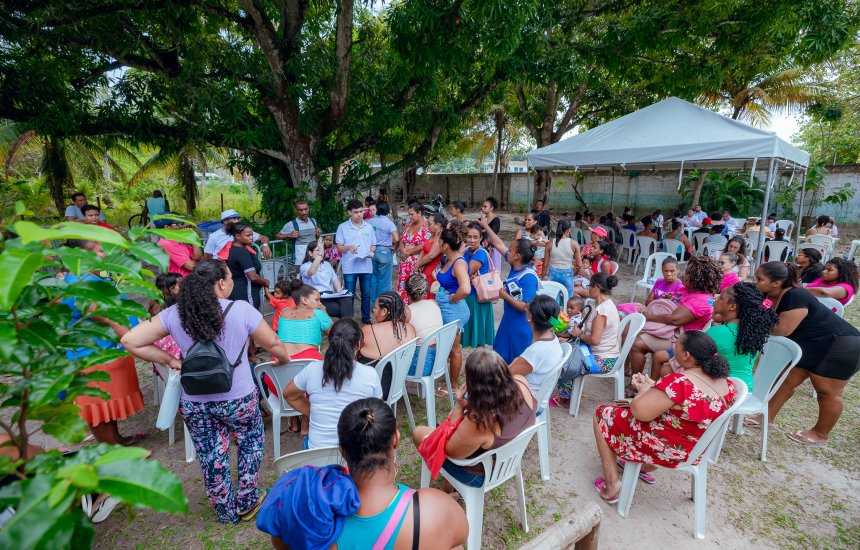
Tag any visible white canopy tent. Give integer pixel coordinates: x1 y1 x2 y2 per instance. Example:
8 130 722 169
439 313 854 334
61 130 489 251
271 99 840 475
527 97 811 265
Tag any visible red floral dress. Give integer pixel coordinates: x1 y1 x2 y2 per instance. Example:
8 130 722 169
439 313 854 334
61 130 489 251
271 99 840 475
397 225 431 303
596 372 737 468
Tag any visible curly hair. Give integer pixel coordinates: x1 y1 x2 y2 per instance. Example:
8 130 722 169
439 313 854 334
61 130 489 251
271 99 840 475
375 291 408 340
683 255 722 294
723 236 748 257
724 283 777 355
825 258 859 292
177 260 228 342
337 397 396 479
463 348 526 433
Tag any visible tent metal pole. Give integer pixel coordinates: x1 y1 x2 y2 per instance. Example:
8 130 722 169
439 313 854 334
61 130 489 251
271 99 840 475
749 157 758 187
676 160 685 191
756 157 777 267
794 169 807 253
610 167 615 212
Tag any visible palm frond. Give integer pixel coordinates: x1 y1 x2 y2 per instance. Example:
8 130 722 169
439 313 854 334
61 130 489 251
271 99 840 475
4 129 39 176
127 148 179 188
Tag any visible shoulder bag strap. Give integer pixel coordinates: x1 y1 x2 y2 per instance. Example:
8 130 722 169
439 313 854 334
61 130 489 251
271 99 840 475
411 490 420 550
372 488 416 550
221 301 248 368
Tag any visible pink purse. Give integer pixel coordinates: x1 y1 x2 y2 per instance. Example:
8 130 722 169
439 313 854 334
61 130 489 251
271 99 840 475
474 251 502 302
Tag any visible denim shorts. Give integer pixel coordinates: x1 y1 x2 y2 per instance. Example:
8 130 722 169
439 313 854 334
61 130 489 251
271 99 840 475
443 459 484 487
409 345 437 377
436 287 470 330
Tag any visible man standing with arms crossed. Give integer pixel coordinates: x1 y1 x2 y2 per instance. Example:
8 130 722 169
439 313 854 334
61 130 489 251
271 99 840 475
276 199 320 265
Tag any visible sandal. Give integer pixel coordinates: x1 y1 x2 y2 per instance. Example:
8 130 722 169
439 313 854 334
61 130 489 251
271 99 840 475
593 477 620 504
239 489 268 522
743 417 761 428
787 430 826 448
90 495 121 523
616 459 656 484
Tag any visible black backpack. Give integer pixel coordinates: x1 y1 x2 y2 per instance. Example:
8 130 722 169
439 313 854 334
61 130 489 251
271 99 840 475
180 302 247 395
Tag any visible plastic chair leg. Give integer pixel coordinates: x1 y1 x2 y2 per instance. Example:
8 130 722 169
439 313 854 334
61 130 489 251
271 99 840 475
761 409 769 462
516 470 529 533
693 466 708 539
569 376 586 417
463 487 484 550
537 419 551 481
424 379 437 428
403 393 416 432
617 462 641 517
613 370 625 400
272 414 281 461
183 423 195 463
444 372 455 410
420 462 431 489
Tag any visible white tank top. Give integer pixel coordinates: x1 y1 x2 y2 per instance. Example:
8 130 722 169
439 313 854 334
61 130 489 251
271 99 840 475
550 237 575 268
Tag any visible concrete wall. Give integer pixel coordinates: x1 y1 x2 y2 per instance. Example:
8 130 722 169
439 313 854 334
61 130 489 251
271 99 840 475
806 164 860 223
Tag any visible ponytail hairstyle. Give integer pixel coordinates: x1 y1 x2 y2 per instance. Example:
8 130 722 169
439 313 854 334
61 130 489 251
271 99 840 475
337 397 397 480
528 295 560 332
725 282 778 355
590 272 618 295
439 227 462 251
798 247 822 266
681 331 730 378
555 219 571 245
825 257 859 292
430 212 447 231
322 319 361 391
512 238 536 265
374 291 408 340
758 261 798 289
289 278 318 305
155 272 182 308
178 260 229 342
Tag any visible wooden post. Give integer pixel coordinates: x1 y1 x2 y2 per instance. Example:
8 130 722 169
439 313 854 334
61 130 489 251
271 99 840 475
220 193 224 212
470 175 475 207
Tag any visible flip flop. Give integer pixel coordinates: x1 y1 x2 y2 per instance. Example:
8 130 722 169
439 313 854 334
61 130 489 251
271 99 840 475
239 489 268 522
787 430 826 448
91 495 121 523
593 477 620 504
616 459 656 484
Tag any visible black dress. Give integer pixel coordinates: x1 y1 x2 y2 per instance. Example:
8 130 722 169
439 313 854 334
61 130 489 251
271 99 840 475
776 287 860 380
227 245 264 309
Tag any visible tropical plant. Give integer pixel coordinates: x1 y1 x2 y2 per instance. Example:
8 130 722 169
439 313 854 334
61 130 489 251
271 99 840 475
773 162 856 219
681 171 765 216
0 209 193 548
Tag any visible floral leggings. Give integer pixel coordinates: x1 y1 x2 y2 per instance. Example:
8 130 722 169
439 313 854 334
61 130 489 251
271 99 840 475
180 391 264 524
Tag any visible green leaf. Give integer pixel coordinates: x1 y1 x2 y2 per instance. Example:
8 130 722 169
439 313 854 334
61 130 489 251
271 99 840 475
31 403 89 443
13 221 128 248
115 278 161 300
0 248 44 310
93 446 150 466
57 463 98 490
64 280 120 302
0 322 18 360
53 247 99 276
18 320 58 352
47 479 71 507
0 474 76 550
96 458 188 513
129 241 169 271
146 227 201 247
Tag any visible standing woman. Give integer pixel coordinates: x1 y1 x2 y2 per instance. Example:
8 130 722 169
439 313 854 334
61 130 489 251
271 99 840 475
462 223 496 348
227 223 270 310
516 212 549 277
435 228 472 385
367 201 399 306
545 220 582 296
755 262 860 446
481 197 503 272
396 201 430 303
418 213 446 298
795 247 824 284
122 260 292 523
479 216 540 363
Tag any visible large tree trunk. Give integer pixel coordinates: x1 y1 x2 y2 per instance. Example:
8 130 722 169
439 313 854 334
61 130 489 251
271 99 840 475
43 137 73 216
533 169 551 208
691 170 706 208
179 151 197 214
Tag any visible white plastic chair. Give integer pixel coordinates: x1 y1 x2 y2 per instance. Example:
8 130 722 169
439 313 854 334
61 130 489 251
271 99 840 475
632 236 657 275
798 241 830 262
253 360 314 460
763 241 789 263
421 423 542 550
405 322 459 428
700 242 722 259
630 252 672 301
273 446 344 475
730 337 802 461
816 296 844 317
661 238 686 264
775 220 794 238
537 280 569 308
573 227 586 246
845 239 860 262
744 231 760 254
374 338 418 428
807 234 836 260
620 229 637 264
707 235 727 251
535 345 571 481
569 313 646 417
617 378 749 539
153 363 195 463
692 232 708 254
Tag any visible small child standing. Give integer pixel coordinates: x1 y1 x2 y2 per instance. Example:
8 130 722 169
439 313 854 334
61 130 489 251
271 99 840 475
322 234 340 271
265 279 296 331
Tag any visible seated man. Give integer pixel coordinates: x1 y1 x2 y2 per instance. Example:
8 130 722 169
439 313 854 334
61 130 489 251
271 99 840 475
64 192 104 221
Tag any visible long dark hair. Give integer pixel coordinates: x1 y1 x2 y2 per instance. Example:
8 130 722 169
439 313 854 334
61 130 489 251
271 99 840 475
512 238 536 265
723 236 747 257
758 261 798 289
374 291 408 340
337 397 397 479
724 283 777 355
528 295 560 332
825 258 859 292
302 239 321 265
155 272 181 308
323 319 361 391
681 331 730 378
177 260 228 342
555 220 571 245
463 348 525 432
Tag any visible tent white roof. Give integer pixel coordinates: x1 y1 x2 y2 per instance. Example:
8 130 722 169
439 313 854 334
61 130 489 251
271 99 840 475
527 97 809 171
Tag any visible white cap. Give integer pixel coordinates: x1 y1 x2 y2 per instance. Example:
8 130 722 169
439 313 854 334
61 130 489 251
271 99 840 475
220 209 240 221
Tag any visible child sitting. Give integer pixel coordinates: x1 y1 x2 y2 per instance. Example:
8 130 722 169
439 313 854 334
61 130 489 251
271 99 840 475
265 279 296 331
718 252 741 291
566 296 585 327
617 256 684 316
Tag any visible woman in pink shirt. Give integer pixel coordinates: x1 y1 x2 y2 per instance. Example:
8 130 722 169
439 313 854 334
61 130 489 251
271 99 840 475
806 258 858 305
628 256 722 375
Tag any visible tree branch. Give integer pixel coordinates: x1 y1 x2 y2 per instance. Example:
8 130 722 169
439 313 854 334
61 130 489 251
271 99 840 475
318 0 354 138
239 0 287 98
553 84 587 141
516 85 539 142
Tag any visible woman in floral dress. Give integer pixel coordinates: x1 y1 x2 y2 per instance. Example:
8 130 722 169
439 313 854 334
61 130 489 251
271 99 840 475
397 202 430 303
592 331 737 503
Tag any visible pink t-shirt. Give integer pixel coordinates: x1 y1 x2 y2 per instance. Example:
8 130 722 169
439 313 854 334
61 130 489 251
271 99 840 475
806 278 856 305
158 238 194 277
679 291 714 331
719 271 741 291
651 278 685 302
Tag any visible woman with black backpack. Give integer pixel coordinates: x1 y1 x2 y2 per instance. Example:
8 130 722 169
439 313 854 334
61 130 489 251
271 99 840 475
122 260 291 524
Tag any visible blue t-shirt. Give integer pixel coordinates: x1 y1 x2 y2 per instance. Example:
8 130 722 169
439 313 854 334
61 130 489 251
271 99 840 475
464 247 490 275
367 215 398 247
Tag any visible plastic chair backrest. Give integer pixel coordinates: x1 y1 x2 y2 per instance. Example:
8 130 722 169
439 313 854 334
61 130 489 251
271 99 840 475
640 252 673 284
574 228 585 245
816 296 844 317
273 446 344 475
582 228 592 245
254 360 314 414
763 241 789 263
600 225 616 243
537 280 568 307
744 232 760 252
708 235 728 250
808 234 836 249
621 229 636 249
617 313 646 367
536 345 571 413
692 232 708 252
414 321 459 379
683 377 748 466
636 236 656 259
661 239 685 261
374 338 419 407
481 423 542 491
775 220 794 237
754 337 802 404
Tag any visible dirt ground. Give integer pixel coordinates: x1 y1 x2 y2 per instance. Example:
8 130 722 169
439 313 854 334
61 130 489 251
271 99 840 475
91 216 860 549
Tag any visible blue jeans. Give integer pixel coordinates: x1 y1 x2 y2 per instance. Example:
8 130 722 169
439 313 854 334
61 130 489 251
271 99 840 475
443 460 484 487
548 266 574 297
409 345 437 376
371 246 394 306
343 272 373 323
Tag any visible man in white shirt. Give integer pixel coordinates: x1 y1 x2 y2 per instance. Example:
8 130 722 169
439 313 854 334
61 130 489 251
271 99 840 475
336 199 377 324
203 209 271 259
721 210 739 236
276 199 320 264
691 204 708 225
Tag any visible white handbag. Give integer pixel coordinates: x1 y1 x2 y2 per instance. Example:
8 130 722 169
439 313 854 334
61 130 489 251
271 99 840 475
156 369 182 431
